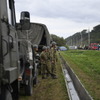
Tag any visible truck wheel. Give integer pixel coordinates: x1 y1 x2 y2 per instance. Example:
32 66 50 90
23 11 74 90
0 88 12 100
25 76 33 96
12 80 19 100
33 66 38 85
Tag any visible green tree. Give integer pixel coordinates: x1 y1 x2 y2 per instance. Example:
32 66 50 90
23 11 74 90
51 34 66 46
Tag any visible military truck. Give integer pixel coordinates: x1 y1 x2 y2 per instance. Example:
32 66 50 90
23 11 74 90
0 0 50 100
16 13 51 97
17 22 51 86
0 0 33 99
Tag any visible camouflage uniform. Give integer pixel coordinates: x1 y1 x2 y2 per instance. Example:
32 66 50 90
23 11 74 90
40 46 53 78
40 50 47 78
46 47 51 76
51 46 57 76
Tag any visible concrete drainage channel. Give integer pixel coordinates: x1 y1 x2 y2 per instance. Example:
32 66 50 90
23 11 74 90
59 54 93 100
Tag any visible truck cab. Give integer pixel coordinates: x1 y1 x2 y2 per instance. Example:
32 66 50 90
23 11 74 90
0 0 31 99
0 0 19 100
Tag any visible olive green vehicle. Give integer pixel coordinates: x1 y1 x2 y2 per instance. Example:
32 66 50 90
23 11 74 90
0 0 32 99
0 0 20 100
17 13 51 87
0 0 50 100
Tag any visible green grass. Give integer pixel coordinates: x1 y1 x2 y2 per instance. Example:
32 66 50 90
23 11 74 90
60 50 100 100
20 54 69 100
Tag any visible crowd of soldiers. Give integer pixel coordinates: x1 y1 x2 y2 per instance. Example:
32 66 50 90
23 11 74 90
33 41 58 79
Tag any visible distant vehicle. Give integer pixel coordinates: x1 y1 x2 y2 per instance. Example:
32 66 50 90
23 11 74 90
89 43 98 50
69 46 77 50
59 46 67 51
98 45 100 50
83 45 89 50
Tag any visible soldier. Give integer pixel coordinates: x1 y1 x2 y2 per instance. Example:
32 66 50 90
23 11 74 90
40 46 48 79
40 46 53 79
33 44 38 54
33 44 41 74
51 41 58 79
33 44 38 64
46 46 51 77
33 44 39 84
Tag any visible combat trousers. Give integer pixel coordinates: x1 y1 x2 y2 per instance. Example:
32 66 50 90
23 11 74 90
51 61 56 75
41 62 52 78
41 64 46 78
46 61 51 76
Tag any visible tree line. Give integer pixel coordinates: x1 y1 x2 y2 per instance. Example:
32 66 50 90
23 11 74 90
50 34 66 46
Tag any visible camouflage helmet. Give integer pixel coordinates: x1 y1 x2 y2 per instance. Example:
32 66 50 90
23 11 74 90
51 41 57 46
33 44 38 49
42 46 47 50
47 46 50 49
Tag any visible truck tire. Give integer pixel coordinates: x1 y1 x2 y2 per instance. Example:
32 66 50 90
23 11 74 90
25 75 33 96
12 80 19 100
33 76 38 85
33 65 38 85
0 88 12 100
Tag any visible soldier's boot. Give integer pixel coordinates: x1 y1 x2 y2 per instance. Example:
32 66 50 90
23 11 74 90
51 74 57 79
46 73 50 77
42 76 47 79
42 74 47 79
50 73 57 79
52 75 57 79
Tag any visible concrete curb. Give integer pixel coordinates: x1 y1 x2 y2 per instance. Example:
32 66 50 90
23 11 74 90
60 55 93 100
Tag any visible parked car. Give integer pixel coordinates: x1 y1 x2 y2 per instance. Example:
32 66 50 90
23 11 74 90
59 46 67 51
89 43 98 50
69 46 77 50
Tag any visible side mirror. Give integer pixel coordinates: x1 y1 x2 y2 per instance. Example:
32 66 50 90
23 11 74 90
20 11 30 30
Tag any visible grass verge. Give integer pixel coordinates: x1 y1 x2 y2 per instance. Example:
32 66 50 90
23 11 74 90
20 54 69 100
60 50 100 100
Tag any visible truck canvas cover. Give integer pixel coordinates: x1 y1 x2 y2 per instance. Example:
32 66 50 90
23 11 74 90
17 23 50 46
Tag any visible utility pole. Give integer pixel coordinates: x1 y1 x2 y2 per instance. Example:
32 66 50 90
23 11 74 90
88 29 90 45
80 33 82 47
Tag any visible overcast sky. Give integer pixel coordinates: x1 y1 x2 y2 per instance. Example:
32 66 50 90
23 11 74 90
15 0 100 38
